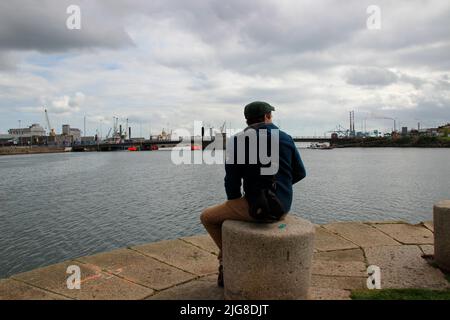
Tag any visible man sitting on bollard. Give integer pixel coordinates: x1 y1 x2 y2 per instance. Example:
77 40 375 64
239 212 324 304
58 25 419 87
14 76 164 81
200 101 306 287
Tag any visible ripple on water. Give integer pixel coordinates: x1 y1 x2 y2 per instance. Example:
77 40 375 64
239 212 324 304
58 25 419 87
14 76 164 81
1 148 449 277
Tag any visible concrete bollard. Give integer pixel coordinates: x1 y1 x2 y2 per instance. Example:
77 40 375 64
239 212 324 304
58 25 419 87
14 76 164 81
222 215 315 300
434 200 450 272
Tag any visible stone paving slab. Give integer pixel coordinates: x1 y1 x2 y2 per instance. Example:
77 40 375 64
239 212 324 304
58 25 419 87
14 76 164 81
422 221 434 232
371 223 433 245
0 279 69 300
420 245 434 256
309 287 351 300
363 220 407 224
181 234 220 256
312 249 367 277
323 222 400 247
77 248 196 291
311 275 366 290
12 260 153 300
364 245 449 290
314 248 366 262
314 227 359 252
147 275 224 300
132 239 219 276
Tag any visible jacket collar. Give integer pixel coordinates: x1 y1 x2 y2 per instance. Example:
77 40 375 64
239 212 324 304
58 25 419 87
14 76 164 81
246 122 278 131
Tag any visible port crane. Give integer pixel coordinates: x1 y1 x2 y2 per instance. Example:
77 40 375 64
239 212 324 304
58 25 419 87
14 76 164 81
44 109 56 136
105 128 112 139
220 122 226 134
328 124 350 138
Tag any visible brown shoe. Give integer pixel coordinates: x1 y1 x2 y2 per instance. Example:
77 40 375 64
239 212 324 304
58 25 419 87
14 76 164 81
217 264 224 287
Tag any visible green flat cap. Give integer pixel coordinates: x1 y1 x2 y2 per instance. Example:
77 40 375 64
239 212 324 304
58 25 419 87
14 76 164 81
244 101 275 119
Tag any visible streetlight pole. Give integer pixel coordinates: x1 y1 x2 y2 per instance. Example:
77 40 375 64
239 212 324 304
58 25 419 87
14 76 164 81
18 120 21 146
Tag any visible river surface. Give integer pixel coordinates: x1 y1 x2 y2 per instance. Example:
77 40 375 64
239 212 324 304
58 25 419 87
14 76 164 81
1 148 449 278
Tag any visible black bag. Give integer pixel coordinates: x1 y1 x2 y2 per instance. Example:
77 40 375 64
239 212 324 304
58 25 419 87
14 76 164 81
247 176 285 222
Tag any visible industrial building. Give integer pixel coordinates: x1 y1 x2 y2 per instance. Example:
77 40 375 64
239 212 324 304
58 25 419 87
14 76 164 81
47 124 83 146
62 124 81 139
0 123 85 147
0 124 46 146
8 124 45 137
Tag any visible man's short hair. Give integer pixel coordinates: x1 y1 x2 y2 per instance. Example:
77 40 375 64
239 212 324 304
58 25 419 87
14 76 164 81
246 112 271 126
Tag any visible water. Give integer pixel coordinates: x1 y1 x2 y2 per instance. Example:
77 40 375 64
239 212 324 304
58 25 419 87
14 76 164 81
1 148 449 278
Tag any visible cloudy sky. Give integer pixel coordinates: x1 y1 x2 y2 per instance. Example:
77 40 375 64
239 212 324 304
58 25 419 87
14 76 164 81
0 0 449 136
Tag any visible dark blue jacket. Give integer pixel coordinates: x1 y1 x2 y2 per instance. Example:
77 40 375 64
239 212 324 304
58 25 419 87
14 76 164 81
224 123 306 213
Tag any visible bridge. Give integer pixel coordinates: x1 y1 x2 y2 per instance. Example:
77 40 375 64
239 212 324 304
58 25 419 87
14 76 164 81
73 140 184 152
72 136 343 152
292 136 332 143
71 137 218 152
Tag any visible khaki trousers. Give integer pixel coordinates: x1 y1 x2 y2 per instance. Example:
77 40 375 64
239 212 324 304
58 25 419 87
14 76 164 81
200 197 256 263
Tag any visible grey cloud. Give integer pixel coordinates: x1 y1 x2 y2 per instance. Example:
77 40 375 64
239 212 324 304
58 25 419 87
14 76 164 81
399 73 426 89
395 42 450 70
187 73 217 91
215 86 308 106
436 78 450 91
399 73 450 91
40 93 86 115
0 0 133 53
392 99 450 126
125 0 450 73
0 52 18 71
147 0 365 74
2 0 449 72
346 67 398 86
354 2 450 51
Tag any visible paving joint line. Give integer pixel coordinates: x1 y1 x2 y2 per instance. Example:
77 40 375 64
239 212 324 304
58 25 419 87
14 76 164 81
127 247 201 277
8 277 75 300
179 238 219 256
365 223 404 245
147 274 223 299
72 258 159 293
